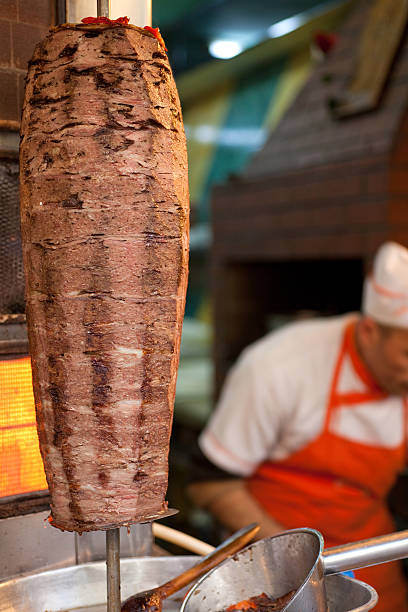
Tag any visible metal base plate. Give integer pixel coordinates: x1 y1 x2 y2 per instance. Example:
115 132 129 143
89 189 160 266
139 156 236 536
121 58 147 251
48 508 179 533
140 508 179 523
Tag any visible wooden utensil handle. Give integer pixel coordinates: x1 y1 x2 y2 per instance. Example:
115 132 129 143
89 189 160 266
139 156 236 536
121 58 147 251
152 523 215 556
158 523 260 599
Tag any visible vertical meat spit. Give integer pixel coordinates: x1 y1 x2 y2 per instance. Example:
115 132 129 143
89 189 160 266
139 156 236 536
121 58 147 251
96 0 119 599
95 0 121 604
20 0 188 608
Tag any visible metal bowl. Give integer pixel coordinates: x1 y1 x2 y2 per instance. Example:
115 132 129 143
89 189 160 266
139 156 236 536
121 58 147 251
182 573 377 612
180 536 379 612
325 575 378 612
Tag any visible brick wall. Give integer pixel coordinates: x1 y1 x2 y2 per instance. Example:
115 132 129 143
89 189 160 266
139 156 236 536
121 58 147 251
211 0 408 268
0 1 53 315
389 103 408 247
245 0 408 180
0 0 53 127
212 153 391 262
210 0 408 392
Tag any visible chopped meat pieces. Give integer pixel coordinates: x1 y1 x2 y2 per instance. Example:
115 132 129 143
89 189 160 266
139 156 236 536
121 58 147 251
224 590 296 611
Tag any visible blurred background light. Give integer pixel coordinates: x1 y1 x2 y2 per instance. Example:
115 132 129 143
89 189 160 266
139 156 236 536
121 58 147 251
209 39 243 59
267 14 306 38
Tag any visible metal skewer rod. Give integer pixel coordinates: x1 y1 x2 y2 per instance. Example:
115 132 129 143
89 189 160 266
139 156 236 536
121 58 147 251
97 0 111 18
106 528 121 612
98 0 121 608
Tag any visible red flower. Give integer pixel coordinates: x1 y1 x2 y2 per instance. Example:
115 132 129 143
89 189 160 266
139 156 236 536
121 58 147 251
313 31 338 54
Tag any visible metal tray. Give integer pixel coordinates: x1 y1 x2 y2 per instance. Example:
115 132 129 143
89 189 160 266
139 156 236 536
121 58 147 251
0 556 197 612
0 556 378 612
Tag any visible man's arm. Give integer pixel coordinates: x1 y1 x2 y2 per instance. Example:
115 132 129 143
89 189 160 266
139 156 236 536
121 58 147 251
188 346 288 538
187 479 285 539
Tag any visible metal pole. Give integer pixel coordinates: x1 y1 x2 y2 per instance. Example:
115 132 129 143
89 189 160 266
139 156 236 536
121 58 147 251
97 0 120 606
98 3 118 609
56 0 66 24
97 0 111 17
106 528 121 612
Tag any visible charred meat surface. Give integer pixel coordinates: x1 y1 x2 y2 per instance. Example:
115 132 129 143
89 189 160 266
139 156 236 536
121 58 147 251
20 24 189 532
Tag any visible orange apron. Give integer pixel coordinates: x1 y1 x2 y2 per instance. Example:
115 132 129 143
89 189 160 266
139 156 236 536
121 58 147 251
247 322 408 611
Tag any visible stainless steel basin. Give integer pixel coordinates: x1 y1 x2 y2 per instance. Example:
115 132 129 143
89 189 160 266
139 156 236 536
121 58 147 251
0 556 378 611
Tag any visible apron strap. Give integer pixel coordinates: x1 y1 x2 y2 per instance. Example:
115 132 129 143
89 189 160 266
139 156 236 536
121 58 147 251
324 321 390 431
323 325 348 430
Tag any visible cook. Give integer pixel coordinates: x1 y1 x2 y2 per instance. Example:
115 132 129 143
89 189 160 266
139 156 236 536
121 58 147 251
189 241 408 611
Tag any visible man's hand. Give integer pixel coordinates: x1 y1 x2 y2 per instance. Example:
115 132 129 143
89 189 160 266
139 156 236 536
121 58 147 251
187 479 285 540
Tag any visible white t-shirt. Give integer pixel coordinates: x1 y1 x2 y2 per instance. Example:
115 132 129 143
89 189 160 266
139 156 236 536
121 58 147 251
199 314 407 477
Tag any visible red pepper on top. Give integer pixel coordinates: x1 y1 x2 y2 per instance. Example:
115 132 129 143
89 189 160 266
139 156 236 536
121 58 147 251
313 31 338 54
80 18 167 52
81 16 130 26
143 26 167 51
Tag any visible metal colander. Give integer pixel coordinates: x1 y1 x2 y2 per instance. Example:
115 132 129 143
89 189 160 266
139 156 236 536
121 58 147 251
0 158 24 314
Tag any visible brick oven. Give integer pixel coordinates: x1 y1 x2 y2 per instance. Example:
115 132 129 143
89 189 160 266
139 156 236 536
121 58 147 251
211 0 408 394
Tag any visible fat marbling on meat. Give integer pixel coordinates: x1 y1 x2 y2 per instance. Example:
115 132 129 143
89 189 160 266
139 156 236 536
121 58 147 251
19 23 189 532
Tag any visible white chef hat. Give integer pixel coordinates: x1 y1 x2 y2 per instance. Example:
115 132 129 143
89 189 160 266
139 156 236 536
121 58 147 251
362 241 408 328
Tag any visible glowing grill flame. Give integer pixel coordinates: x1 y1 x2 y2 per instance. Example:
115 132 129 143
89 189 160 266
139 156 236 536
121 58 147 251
0 356 47 497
